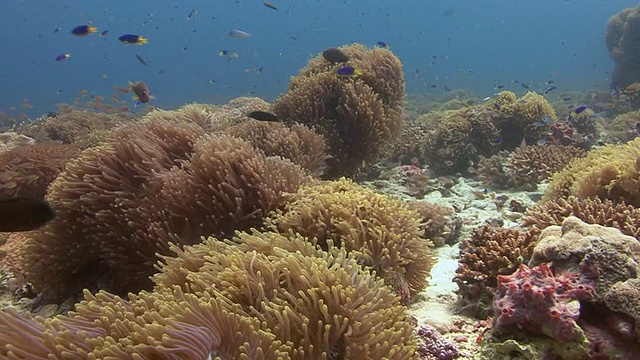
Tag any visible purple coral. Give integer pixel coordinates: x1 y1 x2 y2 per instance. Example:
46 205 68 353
493 263 597 343
416 324 460 360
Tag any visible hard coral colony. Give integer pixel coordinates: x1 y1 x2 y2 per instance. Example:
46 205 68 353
0 3 639 359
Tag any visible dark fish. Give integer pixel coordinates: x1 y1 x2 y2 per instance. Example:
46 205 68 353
442 8 455 16
336 66 361 77
544 86 557 95
495 85 504 90
521 82 530 89
0 197 55 232
130 81 152 103
71 25 97 36
322 47 349 64
119 34 148 45
99 29 109 37
248 110 279 122
263 1 277 10
135 54 148 66
574 104 587 114
55 53 70 62
376 41 388 48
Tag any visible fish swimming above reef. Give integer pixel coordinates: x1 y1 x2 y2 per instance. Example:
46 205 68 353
54 53 70 62
71 25 97 36
322 47 349 64
119 34 148 45
624 81 640 94
0 197 55 232
129 81 152 103
248 110 279 122
229 29 251 38
336 66 362 77
135 54 148 66
263 1 277 10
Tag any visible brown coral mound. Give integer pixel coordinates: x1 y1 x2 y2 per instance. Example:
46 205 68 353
407 201 461 246
274 44 405 178
0 234 418 359
544 137 640 206
266 177 435 303
478 145 586 190
23 118 308 301
0 143 79 199
17 109 131 149
141 102 224 131
606 5 640 90
228 120 329 177
454 225 540 318
522 196 640 240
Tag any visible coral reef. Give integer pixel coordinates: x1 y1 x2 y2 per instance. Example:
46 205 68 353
0 132 34 155
22 118 308 302
416 324 460 360
522 196 640 240
525 217 640 358
492 262 596 343
16 109 131 149
274 43 405 178
478 145 586 190
454 225 539 318
0 144 79 199
407 201 461 246
266 177 435 303
606 4 640 90
228 120 329 177
606 110 640 143
544 137 640 206
0 233 419 359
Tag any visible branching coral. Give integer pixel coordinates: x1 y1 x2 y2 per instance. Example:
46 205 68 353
266 177 435 303
454 225 540 318
0 143 79 199
228 120 329 177
544 137 640 206
522 196 640 240
22 118 308 302
274 43 404 178
0 233 420 359
478 145 586 190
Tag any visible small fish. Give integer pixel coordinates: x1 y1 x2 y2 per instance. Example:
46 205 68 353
219 49 230 56
561 96 572 102
336 66 362 77
135 54 148 66
229 29 251 38
546 80 555 85
573 104 588 114
119 34 148 45
248 110 279 122
544 86 557 95
322 47 349 64
521 82 530 89
376 41 388 48
263 1 277 10
494 85 505 90
494 137 503 145
158 69 166 75
187 9 196 19
129 81 152 103
209 80 216 84
442 8 455 16
71 25 98 36
0 197 55 232
100 29 109 37
53 27 62 33
595 102 615 110
624 81 640 94
55 53 70 62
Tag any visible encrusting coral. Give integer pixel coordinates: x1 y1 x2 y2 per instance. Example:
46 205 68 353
0 143 79 199
454 225 540 318
22 116 308 302
266 177 435 303
0 232 419 359
273 43 405 178
544 137 640 206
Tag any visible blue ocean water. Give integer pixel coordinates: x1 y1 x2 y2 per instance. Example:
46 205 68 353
0 0 636 120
